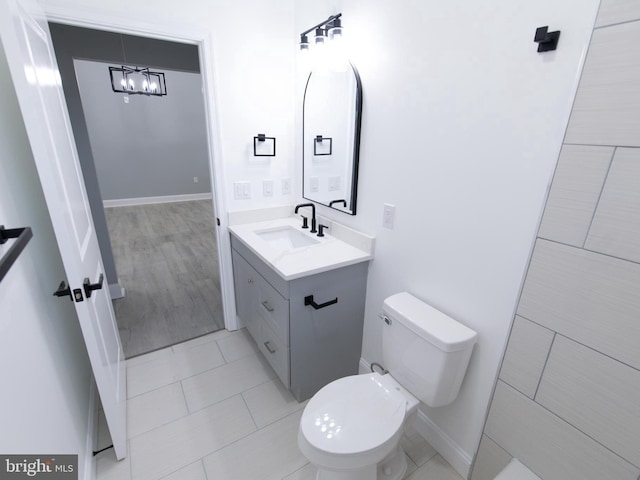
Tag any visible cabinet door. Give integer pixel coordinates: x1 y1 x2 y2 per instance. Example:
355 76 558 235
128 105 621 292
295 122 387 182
258 321 290 387
231 251 260 340
256 278 289 345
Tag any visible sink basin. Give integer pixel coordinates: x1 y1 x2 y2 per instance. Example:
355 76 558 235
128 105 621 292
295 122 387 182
256 226 319 250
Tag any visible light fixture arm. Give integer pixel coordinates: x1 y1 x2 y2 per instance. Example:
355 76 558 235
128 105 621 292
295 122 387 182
300 13 342 36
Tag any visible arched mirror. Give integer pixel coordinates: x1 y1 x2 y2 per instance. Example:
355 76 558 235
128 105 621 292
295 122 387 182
302 64 362 215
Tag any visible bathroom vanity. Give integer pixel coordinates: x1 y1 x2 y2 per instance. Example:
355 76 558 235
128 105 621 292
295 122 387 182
229 214 373 401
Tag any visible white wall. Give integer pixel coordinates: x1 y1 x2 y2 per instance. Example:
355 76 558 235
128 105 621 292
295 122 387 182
0 46 94 479
40 0 296 211
295 0 600 475
30 0 601 476
75 59 212 201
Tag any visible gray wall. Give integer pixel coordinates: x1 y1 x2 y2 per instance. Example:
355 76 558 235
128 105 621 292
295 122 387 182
49 23 202 290
472 2 640 480
75 59 211 201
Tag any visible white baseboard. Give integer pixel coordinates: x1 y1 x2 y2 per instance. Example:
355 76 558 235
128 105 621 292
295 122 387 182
413 409 473 479
358 357 472 479
103 192 213 208
83 378 97 480
109 282 125 300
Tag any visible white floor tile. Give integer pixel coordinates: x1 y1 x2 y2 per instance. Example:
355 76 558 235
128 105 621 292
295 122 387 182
127 382 188 438
127 340 226 398
203 410 307 480
403 453 419 478
405 454 464 480
126 346 172 368
159 460 207 480
129 395 256 480
282 463 316 480
172 330 232 353
242 379 306 428
401 425 438 467
217 329 259 363
182 353 275 412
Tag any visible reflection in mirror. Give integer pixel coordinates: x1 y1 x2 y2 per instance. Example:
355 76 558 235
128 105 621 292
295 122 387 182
303 64 362 215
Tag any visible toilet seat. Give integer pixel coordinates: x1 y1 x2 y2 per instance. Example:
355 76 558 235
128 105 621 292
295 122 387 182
299 373 409 470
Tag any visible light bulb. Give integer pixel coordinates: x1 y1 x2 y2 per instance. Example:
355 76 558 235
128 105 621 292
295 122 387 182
314 27 326 46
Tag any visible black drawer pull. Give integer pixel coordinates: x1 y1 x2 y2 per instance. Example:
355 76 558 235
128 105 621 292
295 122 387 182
304 295 338 310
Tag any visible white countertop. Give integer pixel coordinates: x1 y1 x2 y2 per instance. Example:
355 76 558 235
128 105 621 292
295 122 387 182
228 216 374 281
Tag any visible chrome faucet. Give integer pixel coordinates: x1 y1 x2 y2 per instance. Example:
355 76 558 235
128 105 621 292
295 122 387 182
295 203 317 233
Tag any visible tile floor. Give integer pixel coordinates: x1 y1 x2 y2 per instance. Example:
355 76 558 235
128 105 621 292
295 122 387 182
96 329 464 480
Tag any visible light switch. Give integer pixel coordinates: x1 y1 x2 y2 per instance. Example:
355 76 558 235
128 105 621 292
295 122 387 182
281 178 291 195
328 176 340 191
263 180 274 197
310 177 319 193
234 181 251 199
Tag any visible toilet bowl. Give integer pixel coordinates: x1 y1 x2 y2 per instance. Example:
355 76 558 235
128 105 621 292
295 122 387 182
298 292 478 480
298 372 419 480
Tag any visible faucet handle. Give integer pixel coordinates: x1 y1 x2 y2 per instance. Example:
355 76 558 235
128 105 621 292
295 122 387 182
317 224 328 237
301 216 309 229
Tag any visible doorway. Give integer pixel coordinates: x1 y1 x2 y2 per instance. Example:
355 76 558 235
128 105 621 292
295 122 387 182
50 23 226 358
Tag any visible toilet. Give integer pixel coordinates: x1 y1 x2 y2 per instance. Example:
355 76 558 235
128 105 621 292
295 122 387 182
298 292 478 480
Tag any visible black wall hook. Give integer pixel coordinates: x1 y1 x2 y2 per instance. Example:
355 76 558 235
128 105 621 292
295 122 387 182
534 26 560 52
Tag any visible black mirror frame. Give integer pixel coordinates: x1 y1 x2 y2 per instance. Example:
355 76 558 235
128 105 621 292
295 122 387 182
302 63 363 215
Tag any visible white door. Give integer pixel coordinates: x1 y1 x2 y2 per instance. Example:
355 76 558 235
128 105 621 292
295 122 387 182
0 0 127 460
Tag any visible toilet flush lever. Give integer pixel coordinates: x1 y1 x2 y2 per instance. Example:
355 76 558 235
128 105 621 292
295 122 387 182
378 313 392 325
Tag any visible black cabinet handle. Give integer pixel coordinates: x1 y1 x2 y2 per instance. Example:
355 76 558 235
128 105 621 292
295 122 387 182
83 273 104 298
304 295 338 310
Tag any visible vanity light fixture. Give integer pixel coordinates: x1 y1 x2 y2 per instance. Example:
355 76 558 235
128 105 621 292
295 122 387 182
109 65 167 96
299 13 343 52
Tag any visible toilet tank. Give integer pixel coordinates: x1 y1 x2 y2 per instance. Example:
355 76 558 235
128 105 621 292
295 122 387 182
382 292 477 407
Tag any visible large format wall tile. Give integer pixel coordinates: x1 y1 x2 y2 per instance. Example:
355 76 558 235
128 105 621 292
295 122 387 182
595 0 640 27
585 147 640 262
470 435 512 480
536 335 640 468
565 22 640 147
518 239 640 370
538 145 613 246
485 382 639 480
499 316 554 398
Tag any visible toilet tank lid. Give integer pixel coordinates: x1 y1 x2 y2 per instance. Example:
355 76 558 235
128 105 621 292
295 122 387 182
383 292 477 352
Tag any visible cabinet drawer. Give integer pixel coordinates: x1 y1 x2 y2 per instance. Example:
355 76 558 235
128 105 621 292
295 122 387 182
259 321 290 387
256 279 289 345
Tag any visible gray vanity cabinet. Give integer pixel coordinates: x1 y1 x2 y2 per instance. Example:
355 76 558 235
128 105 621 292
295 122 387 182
231 236 369 401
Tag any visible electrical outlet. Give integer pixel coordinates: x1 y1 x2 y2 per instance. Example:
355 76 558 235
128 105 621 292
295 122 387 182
193 176 199 183
383 204 395 229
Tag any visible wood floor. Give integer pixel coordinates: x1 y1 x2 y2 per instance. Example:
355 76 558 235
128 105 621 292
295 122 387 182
105 200 224 358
